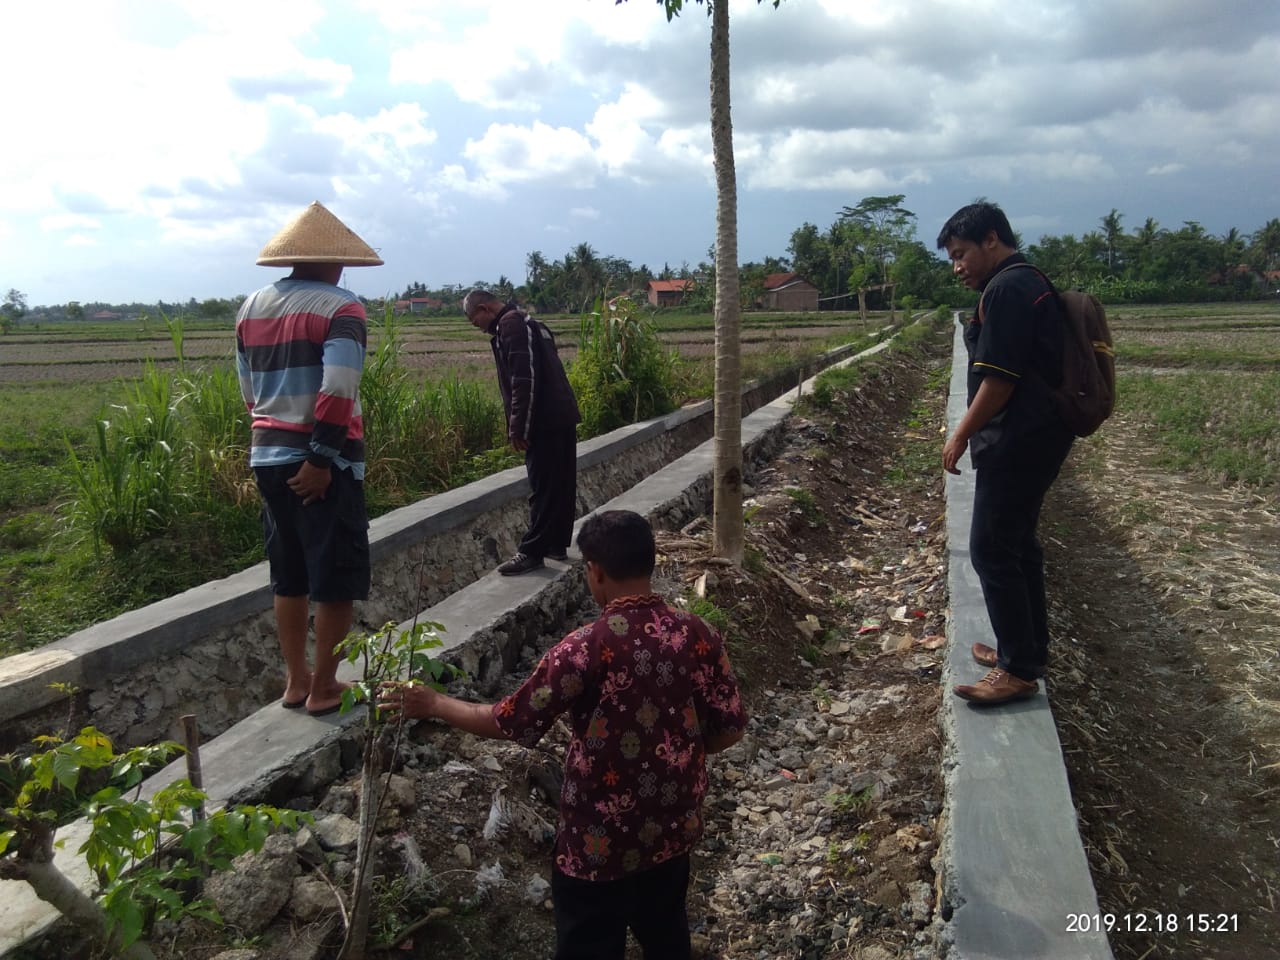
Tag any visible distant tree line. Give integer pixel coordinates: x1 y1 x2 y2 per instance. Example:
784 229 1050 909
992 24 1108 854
7 201 1279 326
1028 211 1280 303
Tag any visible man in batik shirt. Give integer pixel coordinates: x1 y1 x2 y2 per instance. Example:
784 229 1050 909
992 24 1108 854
380 509 747 960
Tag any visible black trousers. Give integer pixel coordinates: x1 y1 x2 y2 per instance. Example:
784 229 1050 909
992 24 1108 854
520 424 578 559
969 436 1072 681
551 855 691 960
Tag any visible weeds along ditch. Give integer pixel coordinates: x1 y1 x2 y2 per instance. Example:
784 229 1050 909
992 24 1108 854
0 304 888 656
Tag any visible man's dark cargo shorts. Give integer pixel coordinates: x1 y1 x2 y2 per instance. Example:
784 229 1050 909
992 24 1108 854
253 462 371 602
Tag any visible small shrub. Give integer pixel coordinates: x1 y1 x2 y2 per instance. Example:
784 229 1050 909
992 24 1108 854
686 597 730 633
569 297 680 437
826 784 875 818
64 364 187 556
0 725 307 955
785 487 821 524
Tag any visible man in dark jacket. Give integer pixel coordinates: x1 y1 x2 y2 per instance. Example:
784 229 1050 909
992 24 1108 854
465 288 581 575
938 201 1074 706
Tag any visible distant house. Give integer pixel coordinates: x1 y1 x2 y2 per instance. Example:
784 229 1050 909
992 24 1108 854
646 279 693 308
394 296 445 315
90 310 122 321
761 273 819 312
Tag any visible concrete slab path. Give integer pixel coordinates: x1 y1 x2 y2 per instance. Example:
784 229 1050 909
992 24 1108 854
941 318 1113 959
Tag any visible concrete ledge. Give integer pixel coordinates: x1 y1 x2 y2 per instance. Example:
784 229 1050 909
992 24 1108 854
0 327 906 957
939 319 1112 959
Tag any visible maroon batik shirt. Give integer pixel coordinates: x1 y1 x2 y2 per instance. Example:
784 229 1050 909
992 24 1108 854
492 594 746 881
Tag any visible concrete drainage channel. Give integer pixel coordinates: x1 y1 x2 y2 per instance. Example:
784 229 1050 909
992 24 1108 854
0 317 1112 958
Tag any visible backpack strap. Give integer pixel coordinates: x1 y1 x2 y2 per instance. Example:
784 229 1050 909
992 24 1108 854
977 262 1057 323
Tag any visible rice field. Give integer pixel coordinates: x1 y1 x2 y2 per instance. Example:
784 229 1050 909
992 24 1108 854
1108 300 1280 486
0 312 876 384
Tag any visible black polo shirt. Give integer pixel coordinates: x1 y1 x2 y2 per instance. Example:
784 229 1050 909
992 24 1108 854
962 254 1070 464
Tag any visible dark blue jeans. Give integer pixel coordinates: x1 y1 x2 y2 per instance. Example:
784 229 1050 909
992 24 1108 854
970 436 1073 681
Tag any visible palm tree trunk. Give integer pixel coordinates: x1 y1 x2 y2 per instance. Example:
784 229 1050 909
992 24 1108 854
709 0 744 564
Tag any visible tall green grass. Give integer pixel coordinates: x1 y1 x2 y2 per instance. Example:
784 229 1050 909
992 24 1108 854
569 296 681 436
64 364 185 555
360 309 504 504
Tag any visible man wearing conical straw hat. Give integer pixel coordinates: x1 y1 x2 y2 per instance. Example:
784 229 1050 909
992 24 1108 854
236 201 382 717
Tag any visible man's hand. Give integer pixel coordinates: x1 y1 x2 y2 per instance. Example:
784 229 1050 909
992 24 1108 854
288 460 333 504
943 432 968 475
511 437 530 452
943 377 1015 476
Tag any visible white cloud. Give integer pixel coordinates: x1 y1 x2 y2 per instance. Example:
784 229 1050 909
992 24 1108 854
41 214 102 233
570 207 600 220
1147 163 1186 176
463 122 600 185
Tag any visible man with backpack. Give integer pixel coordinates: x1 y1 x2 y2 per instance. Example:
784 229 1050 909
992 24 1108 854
938 201 1077 706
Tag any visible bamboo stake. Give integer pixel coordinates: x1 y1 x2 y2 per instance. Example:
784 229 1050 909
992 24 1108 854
179 715 205 823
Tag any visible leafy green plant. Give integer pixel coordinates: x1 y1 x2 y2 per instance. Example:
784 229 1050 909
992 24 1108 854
0 726 305 958
569 296 680 436
685 597 730 633
334 619 459 960
826 784 875 818
371 871 441 949
64 363 186 557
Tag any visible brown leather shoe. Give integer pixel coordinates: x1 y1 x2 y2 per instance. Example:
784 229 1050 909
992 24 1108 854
971 643 998 668
953 668 1038 705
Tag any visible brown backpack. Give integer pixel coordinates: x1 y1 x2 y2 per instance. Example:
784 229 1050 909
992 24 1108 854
980 264 1116 437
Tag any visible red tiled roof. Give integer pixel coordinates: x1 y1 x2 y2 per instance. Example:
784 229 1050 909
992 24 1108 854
763 272 799 290
647 279 693 292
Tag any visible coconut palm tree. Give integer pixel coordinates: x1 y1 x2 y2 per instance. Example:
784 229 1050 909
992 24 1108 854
1249 218 1280 277
570 241 603 313
620 0 780 562
1100 209 1124 275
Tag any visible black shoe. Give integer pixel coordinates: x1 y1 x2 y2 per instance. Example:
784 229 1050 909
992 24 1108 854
498 552 544 575
546 550 568 562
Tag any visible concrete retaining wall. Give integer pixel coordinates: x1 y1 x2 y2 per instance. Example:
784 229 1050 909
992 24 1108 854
0 336 881 754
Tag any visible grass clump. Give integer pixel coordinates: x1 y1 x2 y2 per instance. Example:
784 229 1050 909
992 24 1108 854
686 596 731 633
1120 370 1280 487
568 296 681 436
785 487 822 525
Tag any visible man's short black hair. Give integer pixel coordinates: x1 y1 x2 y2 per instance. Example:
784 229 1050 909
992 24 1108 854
936 201 1017 250
576 510 655 580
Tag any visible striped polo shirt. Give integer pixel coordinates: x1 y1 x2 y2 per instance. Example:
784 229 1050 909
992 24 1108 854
235 279 367 479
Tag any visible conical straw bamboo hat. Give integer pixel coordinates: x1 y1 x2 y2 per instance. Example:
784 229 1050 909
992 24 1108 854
256 201 383 267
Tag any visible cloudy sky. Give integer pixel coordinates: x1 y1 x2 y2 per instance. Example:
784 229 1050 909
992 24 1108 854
2 0 1278 306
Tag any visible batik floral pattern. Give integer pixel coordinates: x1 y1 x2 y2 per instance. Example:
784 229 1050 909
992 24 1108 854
493 594 746 881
